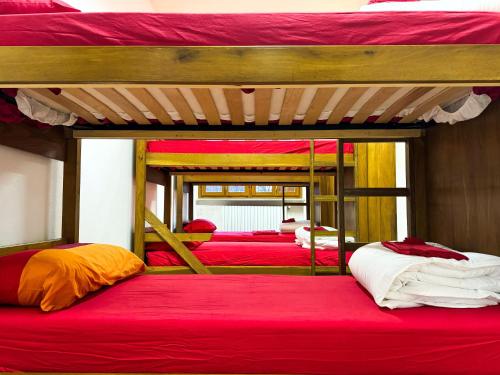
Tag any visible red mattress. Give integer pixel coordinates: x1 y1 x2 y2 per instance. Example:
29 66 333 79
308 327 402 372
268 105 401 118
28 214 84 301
1 274 500 374
0 12 499 46
211 231 296 242
146 241 350 266
147 140 354 154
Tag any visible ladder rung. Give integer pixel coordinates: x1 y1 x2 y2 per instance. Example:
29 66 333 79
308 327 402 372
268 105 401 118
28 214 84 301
344 188 410 197
314 195 337 202
312 230 339 237
283 202 307 206
313 162 337 168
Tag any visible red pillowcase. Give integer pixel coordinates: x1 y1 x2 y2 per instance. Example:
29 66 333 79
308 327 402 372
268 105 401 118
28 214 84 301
0 0 79 14
183 219 217 233
282 218 296 223
382 237 469 261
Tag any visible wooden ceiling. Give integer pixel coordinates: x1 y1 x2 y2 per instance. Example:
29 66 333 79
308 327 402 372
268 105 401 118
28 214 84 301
22 86 471 127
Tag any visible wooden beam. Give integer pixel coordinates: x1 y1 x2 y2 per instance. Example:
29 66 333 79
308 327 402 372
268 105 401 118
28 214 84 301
344 187 410 197
61 139 81 244
182 174 322 184
144 232 212 242
73 128 424 140
146 166 169 185
146 153 355 168
1 45 499 86
145 265 344 275
0 238 66 257
188 183 194 221
191 88 220 125
164 174 172 227
255 88 272 125
279 88 304 125
145 208 210 274
133 140 146 260
224 89 244 125
175 175 184 232
0 121 66 161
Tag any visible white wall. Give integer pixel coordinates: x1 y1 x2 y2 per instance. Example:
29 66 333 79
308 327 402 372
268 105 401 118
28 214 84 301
395 142 408 241
64 0 154 12
79 140 134 249
0 145 63 246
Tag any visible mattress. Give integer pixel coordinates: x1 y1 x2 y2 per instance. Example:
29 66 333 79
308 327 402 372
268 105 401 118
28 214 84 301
0 12 499 46
147 140 354 154
211 231 296 242
146 241 350 266
1 274 500 374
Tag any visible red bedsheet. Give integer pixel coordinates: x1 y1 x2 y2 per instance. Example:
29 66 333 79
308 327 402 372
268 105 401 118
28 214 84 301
147 140 354 154
0 12 498 46
146 241 350 266
1 275 500 374
211 231 296 242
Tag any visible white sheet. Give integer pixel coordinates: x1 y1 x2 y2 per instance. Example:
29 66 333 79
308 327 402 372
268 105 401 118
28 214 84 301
279 220 310 233
349 242 500 309
295 226 355 249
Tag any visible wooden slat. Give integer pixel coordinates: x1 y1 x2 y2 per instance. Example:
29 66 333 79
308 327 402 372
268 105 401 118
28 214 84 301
145 232 212 242
224 89 244 125
62 139 81 244
279 88 304 125
161 88 197 125
64 88 126 124
191 88 220 125
351 87 400 124
134 140 146 261
375 87 433 123
25 88 100 124
94 88 150 124
254 88 272 125
2 45 499 86
0 239 66 257
400 88 471 123
127 88 173 124
303 88 336 125
327 87 369 124
145 208 210 274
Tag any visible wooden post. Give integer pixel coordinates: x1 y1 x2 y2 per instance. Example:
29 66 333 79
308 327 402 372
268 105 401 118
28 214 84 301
309 140 316 276
62 138 81 244
164 174 172 227
188 183 194 221
134 140 146 260
175 175 184 232
337 139 347 275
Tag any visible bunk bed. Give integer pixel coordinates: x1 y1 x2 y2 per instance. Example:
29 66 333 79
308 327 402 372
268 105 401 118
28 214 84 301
140 139 356 275
0 5 499 375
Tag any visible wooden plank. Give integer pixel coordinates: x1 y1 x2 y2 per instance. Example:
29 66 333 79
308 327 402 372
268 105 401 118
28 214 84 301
0 238 66 257
336 139 347 275
164 175 172 227
351 87 400 124
224 89 244 125
400 87 470 123
133 140 146 260
279 88 304 125
146 153 353 168
375 87 433 123
0 121 66 161
161 88 197 125
344 187 409 197
146 166 168 185
145 208 210 274
1 45 499 86
303 88 336 125
254 88 272 125
127 88 173 124
25 88 100 124
64 88 127 124
62 139 80 244
328 87 368 124
309 140 316 276
182 174 322 184
94 88 150 124
145 265 344 275
175 175 184 232
145 232 212 242
191 88 220 125
73 128 424 140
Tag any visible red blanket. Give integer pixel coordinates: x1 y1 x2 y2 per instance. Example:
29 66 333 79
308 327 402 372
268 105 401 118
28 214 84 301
382 238 469 260
1 275 500 374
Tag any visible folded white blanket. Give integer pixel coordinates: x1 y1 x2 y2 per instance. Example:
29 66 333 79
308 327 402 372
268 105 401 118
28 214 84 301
349 242 500 309
280 220 309 233
295 226 355 250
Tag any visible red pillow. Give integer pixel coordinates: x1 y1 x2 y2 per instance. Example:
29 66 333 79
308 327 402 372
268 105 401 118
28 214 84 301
0 0 79 14
183 219 217 233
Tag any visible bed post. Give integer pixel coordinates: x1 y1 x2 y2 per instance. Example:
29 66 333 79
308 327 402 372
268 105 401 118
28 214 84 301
175 175 184 232
134 140 146 260
337 140 347 275
188 183 194 221
62 138 81 244
164 173 172 227
406 138 426 238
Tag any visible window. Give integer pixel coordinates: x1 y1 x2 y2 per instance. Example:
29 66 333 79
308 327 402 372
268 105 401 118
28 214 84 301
199 185 302 199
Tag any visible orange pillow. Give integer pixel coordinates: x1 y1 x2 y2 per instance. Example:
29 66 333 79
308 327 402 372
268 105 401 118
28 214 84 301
0 244 144 312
